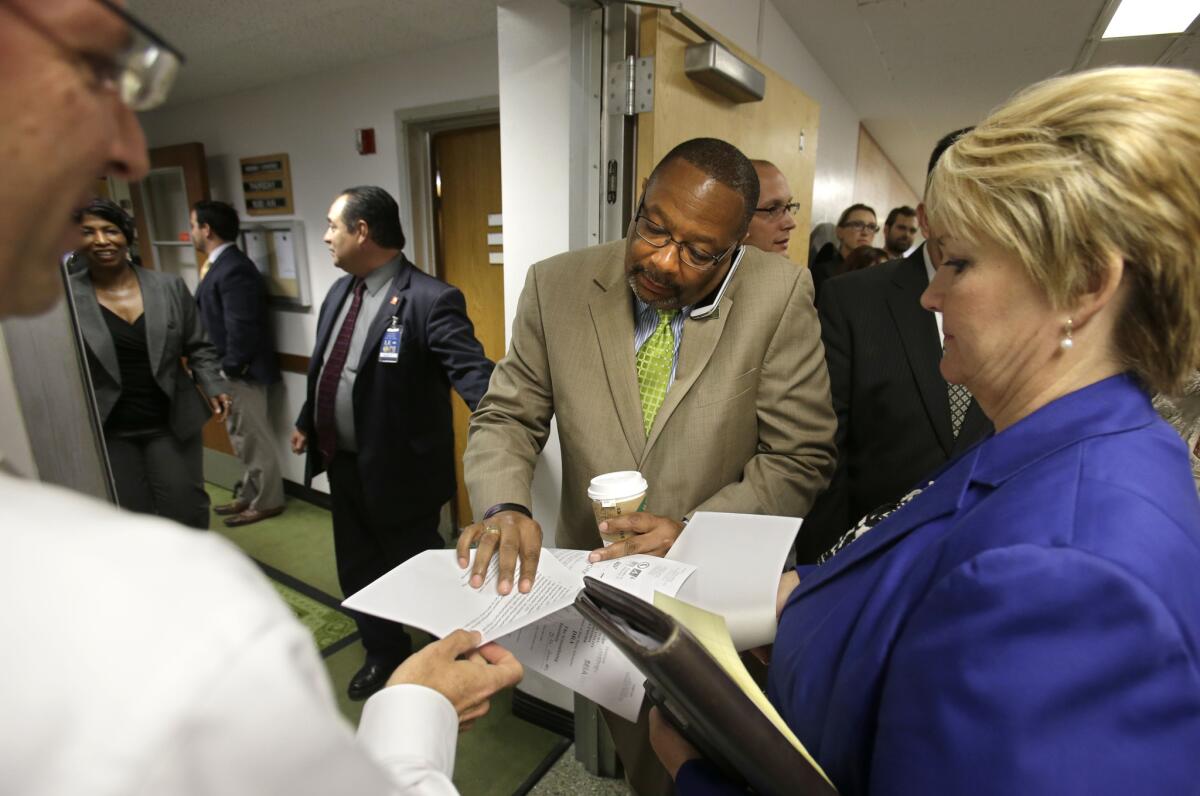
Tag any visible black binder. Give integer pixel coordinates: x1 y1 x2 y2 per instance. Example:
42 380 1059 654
574 576 837 796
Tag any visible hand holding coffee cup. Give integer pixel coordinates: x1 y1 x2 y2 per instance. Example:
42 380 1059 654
588 471 648 546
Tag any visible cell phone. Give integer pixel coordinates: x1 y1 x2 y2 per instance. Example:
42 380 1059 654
689 245 745 320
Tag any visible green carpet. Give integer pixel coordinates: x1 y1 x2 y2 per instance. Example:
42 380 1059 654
269 580 358 653
206 483 565 795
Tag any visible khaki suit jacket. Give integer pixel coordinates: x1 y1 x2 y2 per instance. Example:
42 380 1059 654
465 239 837 550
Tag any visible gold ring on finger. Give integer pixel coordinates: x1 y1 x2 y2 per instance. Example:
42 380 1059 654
482 525 501 536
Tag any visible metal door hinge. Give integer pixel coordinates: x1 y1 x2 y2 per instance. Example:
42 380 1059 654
608 54 654 115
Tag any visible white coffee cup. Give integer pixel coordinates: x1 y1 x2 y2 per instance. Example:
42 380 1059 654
588 471 649 546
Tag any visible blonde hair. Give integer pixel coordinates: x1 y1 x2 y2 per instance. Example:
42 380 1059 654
925 66 1200 394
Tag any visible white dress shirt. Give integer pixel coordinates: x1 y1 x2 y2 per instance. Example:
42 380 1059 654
0 467 460 795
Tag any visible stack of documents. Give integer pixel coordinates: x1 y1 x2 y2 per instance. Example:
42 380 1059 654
342 512 800 721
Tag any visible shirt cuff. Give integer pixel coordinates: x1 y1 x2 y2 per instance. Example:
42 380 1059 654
356 683 458 778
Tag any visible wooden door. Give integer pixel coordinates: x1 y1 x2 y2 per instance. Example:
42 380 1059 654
635 10 820 265
431 124 505 525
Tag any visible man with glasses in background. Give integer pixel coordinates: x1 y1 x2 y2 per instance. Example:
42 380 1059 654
810 202 879 300
0 2 520 793
460 137 836 795
745 159 799 255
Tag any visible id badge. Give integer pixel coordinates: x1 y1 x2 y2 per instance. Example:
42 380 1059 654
378 318 402 364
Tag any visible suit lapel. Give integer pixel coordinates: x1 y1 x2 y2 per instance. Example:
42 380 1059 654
356 261 411 372
589 258 645 462
643 295 731 457
135 267 168 376
887 249 954 454
314 278 353 369
70 273 120 385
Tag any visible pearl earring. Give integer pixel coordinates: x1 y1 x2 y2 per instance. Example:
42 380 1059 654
1060 318 1074 351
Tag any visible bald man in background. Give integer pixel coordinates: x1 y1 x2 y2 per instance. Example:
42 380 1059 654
745 160 799 255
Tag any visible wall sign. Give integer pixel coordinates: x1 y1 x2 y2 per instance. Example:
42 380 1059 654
240 153 294 216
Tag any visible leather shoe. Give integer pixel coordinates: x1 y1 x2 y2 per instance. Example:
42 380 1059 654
213 499 249 516
223 506 284 527
347 659 395 701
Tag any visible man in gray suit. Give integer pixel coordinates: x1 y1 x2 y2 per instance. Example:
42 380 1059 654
460 137 836 794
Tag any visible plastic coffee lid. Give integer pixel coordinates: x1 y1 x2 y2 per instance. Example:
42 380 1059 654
587 470 648 500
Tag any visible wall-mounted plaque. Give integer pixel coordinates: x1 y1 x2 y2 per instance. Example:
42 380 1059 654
239 153 294 216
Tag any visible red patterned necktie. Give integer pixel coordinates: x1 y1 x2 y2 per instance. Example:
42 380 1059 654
316 279 366 466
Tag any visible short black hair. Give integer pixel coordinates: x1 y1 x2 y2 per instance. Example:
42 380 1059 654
74 198 135 243
885 205 917 227
649 138 760 231
338 185 406 250
192 200 239 243
837 203 876 227
927 127 973 181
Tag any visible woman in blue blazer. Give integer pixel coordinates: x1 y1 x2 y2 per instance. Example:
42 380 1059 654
656 66 1200 794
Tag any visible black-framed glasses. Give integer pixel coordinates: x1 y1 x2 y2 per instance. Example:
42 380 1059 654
633 203 738 272
840 220 880 234
11 0 185 111
755 202 800 220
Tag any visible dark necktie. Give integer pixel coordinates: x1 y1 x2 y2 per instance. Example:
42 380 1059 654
316 279 366 466
949 381 971 438
942 341 972 438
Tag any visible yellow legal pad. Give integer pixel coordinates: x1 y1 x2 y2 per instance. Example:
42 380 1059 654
652 591 834 788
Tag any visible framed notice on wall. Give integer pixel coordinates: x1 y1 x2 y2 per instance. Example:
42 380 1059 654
240 153 294 216
239 220 311 310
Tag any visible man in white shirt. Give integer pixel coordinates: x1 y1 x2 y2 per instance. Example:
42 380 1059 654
0 1 521 793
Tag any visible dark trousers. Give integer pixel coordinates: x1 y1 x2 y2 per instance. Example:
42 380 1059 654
327 452 444 663
105 429 209 529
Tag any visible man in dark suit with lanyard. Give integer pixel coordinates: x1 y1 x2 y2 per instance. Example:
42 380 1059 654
292 186 494 700
798 130 992 563
192 200 285 527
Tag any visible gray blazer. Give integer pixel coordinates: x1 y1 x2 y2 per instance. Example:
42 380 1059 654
70 265 227 441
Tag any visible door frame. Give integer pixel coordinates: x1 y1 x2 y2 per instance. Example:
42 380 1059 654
394 98 500 276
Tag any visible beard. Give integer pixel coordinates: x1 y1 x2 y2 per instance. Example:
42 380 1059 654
627 264 683 309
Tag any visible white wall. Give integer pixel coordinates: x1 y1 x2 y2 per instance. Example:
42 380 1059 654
139 34 499 488
496 0 571 547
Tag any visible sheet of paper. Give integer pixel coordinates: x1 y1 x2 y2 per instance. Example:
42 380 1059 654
653 592 833 787
243 230 269 275
496 550 697 720
271 229 297 278
666 512 801 649
499 605 646 722
550 549 697 602
341 549 579 643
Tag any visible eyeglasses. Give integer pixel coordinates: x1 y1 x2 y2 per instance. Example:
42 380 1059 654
12 0 185 111
93 0 185 110
840 220 880 234
633 207 738 272
755 202 800 220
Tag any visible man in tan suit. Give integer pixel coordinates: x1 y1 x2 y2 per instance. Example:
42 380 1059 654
458 138 836 793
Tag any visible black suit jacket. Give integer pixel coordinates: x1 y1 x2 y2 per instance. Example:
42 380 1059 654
809 242 841 304
296 256 494 521
798 245 992 562
194 245 281 384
